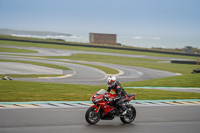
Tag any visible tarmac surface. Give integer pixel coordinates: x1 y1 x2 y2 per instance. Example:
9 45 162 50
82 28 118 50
0 62 63 74
1 44 200 133
0 43 179 85
0 106 200 133
0 44 177 60
0 55 178 85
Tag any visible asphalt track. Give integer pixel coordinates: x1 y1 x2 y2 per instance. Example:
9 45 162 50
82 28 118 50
0 44 176 60
0 44 178 85
0 62 63 75
0 106 200 133
1 45 200 133
0 55 177 85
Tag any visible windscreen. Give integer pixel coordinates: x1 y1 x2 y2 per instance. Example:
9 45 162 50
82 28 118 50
97 89 107 95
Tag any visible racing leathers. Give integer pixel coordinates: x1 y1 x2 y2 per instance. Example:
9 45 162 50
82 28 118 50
107 81 128 113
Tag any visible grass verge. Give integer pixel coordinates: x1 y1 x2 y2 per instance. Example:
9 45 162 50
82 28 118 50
0 47 38 53
67 61 119 75
45 53 197 75
0 40 198 60
0 74 63 78
0 59 70 78
0 80 200 102
0 59 70 70
122 74 200 87
0 39 199 101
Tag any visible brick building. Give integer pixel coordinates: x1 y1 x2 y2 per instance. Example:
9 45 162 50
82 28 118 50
90 33 117 45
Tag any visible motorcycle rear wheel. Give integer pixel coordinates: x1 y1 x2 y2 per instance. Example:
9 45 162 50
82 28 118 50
120 104 136 124
85 107 101 125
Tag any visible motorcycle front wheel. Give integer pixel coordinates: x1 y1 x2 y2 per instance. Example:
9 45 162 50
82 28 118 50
120 104 136 124
85 107 101 125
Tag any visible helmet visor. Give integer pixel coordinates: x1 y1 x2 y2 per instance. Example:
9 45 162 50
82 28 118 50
107 81 115 87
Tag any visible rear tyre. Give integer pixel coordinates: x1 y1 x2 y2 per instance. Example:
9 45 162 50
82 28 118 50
85 107 101 125
120 104 136 124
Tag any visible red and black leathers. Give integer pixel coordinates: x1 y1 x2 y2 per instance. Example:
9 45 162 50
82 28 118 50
107 81 128 106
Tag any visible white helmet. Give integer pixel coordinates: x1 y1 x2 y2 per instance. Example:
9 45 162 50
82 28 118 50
107 76 116 87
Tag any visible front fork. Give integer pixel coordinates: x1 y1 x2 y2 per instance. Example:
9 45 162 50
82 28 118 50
92 105 100 114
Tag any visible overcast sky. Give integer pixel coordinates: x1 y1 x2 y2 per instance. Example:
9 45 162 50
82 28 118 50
0 0 199 37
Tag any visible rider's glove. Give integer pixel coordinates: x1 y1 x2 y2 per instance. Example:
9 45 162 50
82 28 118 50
108 98 114 102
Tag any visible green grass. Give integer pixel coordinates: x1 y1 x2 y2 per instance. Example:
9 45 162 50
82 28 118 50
0 59 71 78
0 57 119 76
0 38 200 101
0 47 38 53
0 40 198 60
67 61 119 75
82 64 119 75
2 53 196 75
0 59 70 70
122 74 200 87
46 53 197 75
0 74 63 78
0 80 200 102
44 54 161 62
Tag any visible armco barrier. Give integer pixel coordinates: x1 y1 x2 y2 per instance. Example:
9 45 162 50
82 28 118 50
171 59 197 64
0 38 200 57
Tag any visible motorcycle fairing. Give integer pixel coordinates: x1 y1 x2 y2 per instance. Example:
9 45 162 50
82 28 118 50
128 94 137 101
92 103 115 115
92 105 99 114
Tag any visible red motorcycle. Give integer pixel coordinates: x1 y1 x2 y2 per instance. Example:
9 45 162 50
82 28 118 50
85 89 137 124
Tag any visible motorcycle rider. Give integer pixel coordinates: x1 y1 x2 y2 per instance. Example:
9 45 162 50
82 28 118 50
107 76 128 115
